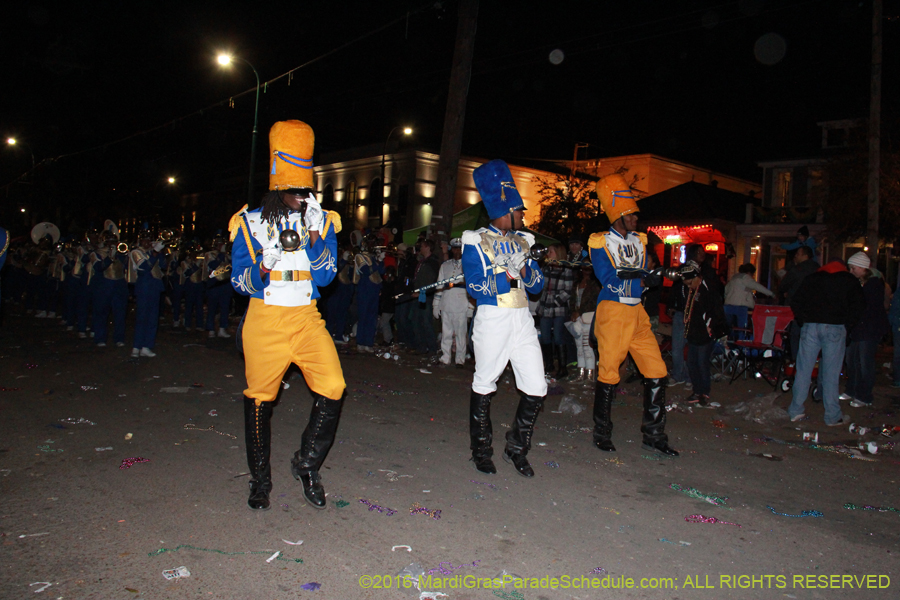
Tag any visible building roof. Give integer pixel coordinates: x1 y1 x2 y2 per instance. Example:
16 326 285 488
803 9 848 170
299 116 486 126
637 181 758 224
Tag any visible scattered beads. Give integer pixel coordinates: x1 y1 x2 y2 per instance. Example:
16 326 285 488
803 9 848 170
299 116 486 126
81 386 98 391
426 560 480 576
60 417 95 425
334 500 349 508
410 502 441 520
544 461 560 468
589 566 607 575
183 423 237 439
470 480 500 490
359 498 397 515
767 505 823 518
685 514 742 527
149 544 302 563
669 484 728 506
119 457 151 470
843 503 900 513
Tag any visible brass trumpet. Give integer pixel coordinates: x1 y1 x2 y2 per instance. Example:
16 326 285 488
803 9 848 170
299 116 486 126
117 242 130 254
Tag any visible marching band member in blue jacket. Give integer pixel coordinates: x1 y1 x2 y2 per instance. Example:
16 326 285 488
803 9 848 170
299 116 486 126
589 174 677 457
462 160 545 478
229 120 344 511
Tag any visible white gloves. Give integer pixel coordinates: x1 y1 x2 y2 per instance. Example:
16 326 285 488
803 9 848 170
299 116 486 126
433 297 441 319
506 252 527 279
375 250 385 262
303 193 325 233
262 246 282 270
152 241 165 253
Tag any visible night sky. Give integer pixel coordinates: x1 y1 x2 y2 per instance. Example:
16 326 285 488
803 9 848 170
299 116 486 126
2 0 897 226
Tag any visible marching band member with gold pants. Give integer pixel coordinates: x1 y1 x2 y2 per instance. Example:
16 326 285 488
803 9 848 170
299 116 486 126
589 174 677 457
230 120 345 511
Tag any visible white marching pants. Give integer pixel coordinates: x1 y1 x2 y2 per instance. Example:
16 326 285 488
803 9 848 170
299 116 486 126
472 305 547 397
440 309 468 365
564 311 596 369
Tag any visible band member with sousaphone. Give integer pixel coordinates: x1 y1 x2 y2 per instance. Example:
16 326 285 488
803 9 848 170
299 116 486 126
229 120 345 511
129 228 167 357
26 222 59 317
90 222 128 348
204 233 233 339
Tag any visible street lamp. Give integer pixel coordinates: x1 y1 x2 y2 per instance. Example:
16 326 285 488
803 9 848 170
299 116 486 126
217 53 261 206
167 177 176 184
380 126 413 208
6 137 35 169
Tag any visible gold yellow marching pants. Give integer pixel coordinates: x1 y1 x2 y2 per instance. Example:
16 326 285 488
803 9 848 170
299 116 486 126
594 300 667 384
242 298 346 403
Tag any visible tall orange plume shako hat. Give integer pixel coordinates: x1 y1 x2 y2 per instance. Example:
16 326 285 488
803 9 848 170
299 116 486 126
596 173 639 224
269 120 314 191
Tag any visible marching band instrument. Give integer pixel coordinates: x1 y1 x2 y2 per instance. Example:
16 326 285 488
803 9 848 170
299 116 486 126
30 222 60 245
117 242 130 254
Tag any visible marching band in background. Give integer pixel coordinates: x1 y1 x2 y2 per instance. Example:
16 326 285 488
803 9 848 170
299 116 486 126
0 219 236 358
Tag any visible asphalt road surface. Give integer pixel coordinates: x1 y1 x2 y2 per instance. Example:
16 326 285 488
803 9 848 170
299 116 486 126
1 308 898 599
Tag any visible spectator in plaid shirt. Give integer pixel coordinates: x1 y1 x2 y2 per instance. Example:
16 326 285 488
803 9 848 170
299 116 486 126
538 243 575 379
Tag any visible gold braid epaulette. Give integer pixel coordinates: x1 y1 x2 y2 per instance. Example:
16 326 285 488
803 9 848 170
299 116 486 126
323 211 342 236
228 205 256 265
588 232 607 250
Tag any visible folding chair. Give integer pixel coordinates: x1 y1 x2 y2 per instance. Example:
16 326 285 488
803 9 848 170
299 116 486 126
728 306 794 388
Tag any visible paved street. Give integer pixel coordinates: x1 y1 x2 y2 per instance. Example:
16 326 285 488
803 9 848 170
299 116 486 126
1 309 898 599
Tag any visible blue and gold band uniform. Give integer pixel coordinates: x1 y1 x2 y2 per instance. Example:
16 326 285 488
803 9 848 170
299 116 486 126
463 159 546 479
229 119 346 512
589 173 677 458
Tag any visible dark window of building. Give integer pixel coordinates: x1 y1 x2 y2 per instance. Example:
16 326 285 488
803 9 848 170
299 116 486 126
345 180 358 226
369 178 383 228
321 183 335 211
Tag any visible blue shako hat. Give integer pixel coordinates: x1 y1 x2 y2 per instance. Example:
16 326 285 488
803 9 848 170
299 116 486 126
473 160 525 220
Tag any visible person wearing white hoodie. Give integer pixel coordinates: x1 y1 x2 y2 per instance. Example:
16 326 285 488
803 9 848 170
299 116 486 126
724 263 774 338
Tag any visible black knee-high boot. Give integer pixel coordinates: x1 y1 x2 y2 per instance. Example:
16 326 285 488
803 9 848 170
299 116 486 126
469 390 496 474
554 345 569 380
291 394 343 509
540 344 553 374
641 377 678 457
592 382 617 452
503 393 544 477
244 396 273 510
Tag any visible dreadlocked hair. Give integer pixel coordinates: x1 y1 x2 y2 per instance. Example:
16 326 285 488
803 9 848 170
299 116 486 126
260 190 290 224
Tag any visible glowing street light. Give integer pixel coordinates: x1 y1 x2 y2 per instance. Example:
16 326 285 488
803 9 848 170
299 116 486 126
381 126 414 206
217 52 261 206
168 177 176 184
6 137 35 168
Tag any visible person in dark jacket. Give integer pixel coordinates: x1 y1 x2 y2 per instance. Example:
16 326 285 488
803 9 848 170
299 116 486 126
778 245 819 357
788 259 866 426
844 252 889 408
410 239 440 354
682 261 728 405
666 278 692 387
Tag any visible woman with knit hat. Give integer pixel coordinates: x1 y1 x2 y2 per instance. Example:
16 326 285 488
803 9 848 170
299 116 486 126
844 251 889 408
